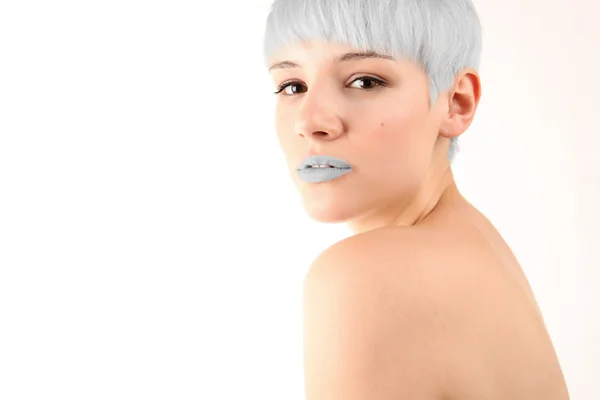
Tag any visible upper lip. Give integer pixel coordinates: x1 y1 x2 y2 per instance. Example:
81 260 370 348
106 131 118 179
297 155 351 170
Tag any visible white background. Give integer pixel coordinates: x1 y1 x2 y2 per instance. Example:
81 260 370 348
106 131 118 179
0 0 597 398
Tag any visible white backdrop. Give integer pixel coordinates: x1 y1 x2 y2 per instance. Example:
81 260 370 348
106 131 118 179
0 0 597 398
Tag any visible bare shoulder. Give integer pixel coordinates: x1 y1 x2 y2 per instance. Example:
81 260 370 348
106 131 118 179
305 224 470 302
305 225 418 282
303 225 570 399
302 226 465 399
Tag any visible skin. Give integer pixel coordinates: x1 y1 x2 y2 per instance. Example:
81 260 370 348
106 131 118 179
269 41 570 399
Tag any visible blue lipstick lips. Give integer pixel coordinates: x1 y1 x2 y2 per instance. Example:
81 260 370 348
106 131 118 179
297 155 352 183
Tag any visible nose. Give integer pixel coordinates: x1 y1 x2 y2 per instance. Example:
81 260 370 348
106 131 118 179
294 94 345 142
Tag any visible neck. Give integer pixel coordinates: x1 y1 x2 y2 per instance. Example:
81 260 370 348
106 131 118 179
346 155 464 235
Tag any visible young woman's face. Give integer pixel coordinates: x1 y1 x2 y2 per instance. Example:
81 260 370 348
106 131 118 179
269 41 449 223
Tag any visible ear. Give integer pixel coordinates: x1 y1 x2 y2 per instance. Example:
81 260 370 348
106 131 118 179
439 68 481 139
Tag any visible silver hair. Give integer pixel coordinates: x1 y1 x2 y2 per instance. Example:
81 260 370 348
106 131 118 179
263 0 483 163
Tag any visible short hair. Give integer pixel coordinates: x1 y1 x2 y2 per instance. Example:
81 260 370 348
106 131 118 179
263 0 483 163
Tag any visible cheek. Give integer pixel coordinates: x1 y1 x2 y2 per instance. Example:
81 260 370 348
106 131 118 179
364 92 429 150
274 106 290 145
358 110 432 185
369 114 421 156
274 108 299 168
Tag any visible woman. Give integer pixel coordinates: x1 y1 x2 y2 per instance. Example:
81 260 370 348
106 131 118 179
263 0 570 398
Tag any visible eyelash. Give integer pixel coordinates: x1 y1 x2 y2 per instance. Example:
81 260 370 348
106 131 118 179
273 76 386 96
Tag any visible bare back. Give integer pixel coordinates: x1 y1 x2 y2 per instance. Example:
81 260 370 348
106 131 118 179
397 200 570 399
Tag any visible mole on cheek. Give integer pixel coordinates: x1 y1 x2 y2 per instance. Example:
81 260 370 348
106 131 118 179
380 122 385 127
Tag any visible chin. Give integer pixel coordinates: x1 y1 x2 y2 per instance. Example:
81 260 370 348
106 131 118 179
301 198 356 224
293 172 362 223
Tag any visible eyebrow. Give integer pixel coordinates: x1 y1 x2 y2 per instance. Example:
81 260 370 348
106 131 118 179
268 51 395 72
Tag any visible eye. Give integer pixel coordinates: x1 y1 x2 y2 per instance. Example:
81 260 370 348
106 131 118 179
348 76 385 90
273 76 386 96
274 82 307 96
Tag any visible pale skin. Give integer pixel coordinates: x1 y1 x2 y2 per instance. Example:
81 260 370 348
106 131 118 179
269 41 570 399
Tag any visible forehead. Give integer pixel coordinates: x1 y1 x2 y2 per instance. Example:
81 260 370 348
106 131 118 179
268 40 420 75
271 41 358 60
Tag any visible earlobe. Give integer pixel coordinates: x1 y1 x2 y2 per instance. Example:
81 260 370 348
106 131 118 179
439 69 481 139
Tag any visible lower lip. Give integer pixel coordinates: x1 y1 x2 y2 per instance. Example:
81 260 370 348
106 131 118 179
297 167 352 183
